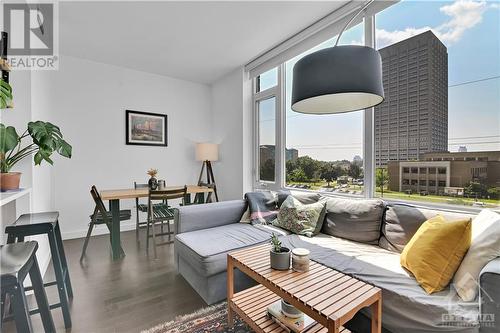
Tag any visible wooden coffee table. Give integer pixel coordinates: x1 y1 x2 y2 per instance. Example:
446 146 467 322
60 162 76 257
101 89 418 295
227 244 382 333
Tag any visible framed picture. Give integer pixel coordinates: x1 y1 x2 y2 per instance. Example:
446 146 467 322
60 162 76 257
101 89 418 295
126 110 168 146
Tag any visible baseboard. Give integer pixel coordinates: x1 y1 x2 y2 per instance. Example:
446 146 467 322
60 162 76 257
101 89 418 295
62 221 138 240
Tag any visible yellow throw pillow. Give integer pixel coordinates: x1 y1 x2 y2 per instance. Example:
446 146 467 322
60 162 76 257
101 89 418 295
400 215 471 294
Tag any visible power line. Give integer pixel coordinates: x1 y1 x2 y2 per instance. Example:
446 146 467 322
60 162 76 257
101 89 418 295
449 141 500 145
449 135 500 140
448 76 500 88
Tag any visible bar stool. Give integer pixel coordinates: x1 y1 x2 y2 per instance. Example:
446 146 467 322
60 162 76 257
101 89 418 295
5 212 72 329
1 241 56 332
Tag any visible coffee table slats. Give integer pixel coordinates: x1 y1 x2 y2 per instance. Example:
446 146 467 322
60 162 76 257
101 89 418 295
231 285 351 333
227 244 381 333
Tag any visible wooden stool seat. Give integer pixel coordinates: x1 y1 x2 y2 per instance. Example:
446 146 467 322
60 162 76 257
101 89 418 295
1 241 56 333
5 212 73 329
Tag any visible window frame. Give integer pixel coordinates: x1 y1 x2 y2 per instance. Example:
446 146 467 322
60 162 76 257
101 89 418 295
249 11 493 214
253 65 285 191
252 17 375 198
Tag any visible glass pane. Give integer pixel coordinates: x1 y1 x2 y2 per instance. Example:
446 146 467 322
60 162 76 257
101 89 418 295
257 67 278 92
259 97 276 182
285 23 364 194
375 1 500 208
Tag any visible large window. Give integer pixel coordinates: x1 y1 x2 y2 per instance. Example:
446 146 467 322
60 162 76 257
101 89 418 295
255 67 280 188
252 0 500 210
258 97 277 182
374 0 500 209
284 23 365 195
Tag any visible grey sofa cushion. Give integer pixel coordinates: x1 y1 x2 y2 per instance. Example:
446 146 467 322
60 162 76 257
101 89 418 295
283 234 480 333
277 190 322 207
175 223 282 277
321 197 385 244
379 205 475 253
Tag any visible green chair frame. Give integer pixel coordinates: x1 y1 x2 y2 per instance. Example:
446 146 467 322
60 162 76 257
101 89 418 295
80 185 131 261
146 186 187 258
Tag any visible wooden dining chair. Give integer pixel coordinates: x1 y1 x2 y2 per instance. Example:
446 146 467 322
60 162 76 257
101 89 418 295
146 186 187 258
134 182 149 243
80 185 132 261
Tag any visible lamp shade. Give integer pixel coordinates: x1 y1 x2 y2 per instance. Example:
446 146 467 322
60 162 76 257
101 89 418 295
195 143 219 161
291 45 384 114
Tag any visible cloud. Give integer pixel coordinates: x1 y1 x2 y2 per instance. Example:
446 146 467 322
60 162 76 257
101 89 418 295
376 27 432 48
437 0 488 43
375 0 489 48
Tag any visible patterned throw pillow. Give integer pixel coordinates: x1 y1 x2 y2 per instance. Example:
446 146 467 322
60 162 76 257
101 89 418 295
272 195 326 237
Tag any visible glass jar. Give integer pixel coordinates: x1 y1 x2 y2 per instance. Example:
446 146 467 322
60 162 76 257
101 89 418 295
292 248 310 272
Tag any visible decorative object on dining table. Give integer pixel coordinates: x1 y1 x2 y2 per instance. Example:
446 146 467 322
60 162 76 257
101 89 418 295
195 142 219 202
157 179 166 190
147 168 158 190
126 110 167 146
291 248 310 272
270 233 291 270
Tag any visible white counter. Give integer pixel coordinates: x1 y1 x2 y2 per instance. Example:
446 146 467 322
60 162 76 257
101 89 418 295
1 188 32 206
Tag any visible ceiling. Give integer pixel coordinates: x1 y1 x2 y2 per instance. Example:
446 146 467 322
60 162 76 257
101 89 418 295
59 1 348 84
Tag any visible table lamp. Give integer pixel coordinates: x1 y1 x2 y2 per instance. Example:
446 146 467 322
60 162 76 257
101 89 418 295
195 143 219 202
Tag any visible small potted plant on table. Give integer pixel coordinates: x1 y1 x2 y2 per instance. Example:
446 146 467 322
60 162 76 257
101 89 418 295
270 233 291 270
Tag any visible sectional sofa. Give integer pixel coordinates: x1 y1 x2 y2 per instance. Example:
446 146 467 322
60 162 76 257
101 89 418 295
174 195 499 333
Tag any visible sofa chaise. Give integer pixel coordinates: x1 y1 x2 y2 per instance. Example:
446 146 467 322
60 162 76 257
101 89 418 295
174 197 499 333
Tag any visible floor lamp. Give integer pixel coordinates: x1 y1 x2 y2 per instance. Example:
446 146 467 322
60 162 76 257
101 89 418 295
196 143 219 202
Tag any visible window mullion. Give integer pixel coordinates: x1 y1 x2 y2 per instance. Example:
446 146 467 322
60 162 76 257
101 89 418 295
363 14 375 198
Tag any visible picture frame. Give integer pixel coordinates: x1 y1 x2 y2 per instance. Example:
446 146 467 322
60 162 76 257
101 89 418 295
126 110 168 147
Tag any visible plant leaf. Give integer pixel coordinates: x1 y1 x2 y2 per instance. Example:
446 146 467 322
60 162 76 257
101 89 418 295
0 79 13 109
27 121 71 165
0 124 19 154
57 140 72 158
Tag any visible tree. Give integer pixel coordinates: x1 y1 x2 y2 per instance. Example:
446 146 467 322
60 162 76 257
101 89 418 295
290 168 307 182
376 168 388 197
465 181 488 199
348 163 362 180
320 162 339 187
487 187 499 200
295 156 320 181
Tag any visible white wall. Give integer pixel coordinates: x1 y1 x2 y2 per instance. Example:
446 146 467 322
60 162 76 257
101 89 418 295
211 68 253 201
33 56 213 239
0 69 54 274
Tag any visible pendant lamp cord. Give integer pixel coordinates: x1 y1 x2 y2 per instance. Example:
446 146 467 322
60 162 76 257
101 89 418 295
334 0 375 46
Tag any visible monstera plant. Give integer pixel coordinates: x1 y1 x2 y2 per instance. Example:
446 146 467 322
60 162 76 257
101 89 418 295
0 121 72 190
0 79 13 109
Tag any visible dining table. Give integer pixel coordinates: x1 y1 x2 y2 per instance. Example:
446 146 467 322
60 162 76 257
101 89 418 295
99 185 214 260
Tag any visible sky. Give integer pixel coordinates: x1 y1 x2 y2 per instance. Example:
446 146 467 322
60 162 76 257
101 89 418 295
259 0 500 162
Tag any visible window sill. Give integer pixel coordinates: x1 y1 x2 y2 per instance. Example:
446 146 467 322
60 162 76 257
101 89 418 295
280 186 497 215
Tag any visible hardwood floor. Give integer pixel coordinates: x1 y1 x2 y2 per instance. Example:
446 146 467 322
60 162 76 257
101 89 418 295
3 229 206 333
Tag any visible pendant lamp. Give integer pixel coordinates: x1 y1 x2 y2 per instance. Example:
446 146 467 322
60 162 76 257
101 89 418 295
291 0 384 114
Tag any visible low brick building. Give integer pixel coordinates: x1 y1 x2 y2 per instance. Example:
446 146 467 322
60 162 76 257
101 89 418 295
387 151 500 194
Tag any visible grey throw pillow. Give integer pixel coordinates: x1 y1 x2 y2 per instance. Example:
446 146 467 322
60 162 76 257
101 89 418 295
321 197 385 244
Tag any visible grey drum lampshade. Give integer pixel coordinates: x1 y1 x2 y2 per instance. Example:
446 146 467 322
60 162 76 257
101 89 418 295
291 45 384 114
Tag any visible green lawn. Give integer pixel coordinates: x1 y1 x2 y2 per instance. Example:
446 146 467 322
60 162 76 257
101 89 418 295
285 180 500 209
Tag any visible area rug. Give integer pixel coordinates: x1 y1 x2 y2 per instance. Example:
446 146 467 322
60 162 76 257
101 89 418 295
142 302 253 333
